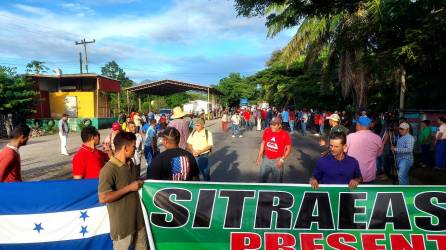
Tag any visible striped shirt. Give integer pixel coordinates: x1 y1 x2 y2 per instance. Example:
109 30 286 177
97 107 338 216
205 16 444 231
395 134 415 162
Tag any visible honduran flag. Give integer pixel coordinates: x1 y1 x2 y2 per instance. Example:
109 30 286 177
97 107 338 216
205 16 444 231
0 179 112 249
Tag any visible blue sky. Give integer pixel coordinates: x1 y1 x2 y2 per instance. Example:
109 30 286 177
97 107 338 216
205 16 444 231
0 0 296 85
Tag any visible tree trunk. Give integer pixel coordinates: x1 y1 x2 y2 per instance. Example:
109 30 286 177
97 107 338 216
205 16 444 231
399 65 407 118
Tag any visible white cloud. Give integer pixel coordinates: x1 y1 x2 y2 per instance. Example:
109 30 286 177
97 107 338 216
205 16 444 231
59 2 95 17
1 0 295 83
13 3 52 16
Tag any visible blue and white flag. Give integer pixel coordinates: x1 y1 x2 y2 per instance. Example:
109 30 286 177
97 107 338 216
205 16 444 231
0 179 112 249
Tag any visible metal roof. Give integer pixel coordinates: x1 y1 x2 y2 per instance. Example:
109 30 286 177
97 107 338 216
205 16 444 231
25 73 120 82
124 79 222 96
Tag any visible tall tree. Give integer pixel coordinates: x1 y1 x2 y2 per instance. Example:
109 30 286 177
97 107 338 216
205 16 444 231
0 66 36 131
25 61 49 74
235 0 446 110
216 73 258 107
101 61 136 114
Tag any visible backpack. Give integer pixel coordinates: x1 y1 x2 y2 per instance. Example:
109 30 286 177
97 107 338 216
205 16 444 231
191 129 213 153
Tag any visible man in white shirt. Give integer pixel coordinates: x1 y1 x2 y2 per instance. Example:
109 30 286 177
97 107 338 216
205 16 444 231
58 114 69 156
231 112 242 138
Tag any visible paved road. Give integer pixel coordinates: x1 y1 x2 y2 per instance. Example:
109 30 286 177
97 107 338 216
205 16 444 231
0 120 323 182
209 124 323 183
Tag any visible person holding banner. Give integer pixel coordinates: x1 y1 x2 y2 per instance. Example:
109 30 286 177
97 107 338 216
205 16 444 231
98 132 147 250
256 116 291 183
151 127 200 181
310 132 362 189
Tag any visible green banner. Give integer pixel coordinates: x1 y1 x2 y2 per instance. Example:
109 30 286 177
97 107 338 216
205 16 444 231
141 181 446 250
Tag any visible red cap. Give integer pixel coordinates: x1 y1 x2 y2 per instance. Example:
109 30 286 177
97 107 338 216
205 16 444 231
112 122 121 131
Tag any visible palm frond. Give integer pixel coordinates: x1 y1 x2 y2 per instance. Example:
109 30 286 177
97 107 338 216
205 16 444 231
280 17 328 66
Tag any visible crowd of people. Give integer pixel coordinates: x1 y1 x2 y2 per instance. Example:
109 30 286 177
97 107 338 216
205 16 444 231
1 105 446 249
220 106 446 187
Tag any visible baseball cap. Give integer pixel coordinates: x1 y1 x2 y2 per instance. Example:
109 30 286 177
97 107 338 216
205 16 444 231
112 122 121 131
270 116 282 124
327 114 340 122
357 116 372 127
399 122 410 130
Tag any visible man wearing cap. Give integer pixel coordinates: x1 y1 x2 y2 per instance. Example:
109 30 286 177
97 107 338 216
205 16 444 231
346 116 384 184
256 117 292 183
391 122 415 185
152 127 200 181
103 122 121 157
320 114 349 147
168 106 190 150
187 118 213 181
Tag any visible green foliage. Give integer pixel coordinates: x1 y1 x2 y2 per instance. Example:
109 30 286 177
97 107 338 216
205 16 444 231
235 0 446 110
247 57 348 110
101 60 137 114
165 93 190 108
216 73 258 107
25 60 49 74
0 66 36 116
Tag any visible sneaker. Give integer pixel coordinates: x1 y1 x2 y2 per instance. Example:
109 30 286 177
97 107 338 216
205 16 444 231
239 135 243 138
232 135 236 138
61 153 69 156
420 163 428 168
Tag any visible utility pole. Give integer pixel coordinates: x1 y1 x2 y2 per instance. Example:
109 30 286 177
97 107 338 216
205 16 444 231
79 52 83 74
75 38 95 73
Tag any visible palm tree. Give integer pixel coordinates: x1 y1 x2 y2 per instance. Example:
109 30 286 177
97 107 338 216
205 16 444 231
25 60 49 74
265 1 384 108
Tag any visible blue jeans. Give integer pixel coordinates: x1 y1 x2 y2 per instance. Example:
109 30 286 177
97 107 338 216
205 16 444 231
289 121 294 133
259 157 283 183
319 124 324 136
245 120 252 130
376 156 383 173
435 140 446 169
196 154 210 181
397 158 413 185
144 146 158 179
301 122 307 136
232 124 241 136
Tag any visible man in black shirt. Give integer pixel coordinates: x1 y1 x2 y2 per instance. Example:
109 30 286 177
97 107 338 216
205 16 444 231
150 127 199 181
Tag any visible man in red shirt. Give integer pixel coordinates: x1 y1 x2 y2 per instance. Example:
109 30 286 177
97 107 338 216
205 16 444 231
256 117 292 183
0 124 30 182
243 110 252 131
261 109 267 129
72 126 109 179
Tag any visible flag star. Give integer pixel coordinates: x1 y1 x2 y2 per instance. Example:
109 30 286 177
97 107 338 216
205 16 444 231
33 223 44 234
80 225 88 237
80 210 89 222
